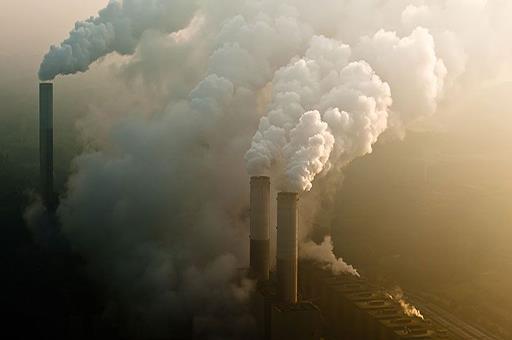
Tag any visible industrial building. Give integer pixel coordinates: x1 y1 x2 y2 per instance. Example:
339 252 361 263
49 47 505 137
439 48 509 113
247 176 491 340
250 182 321 339
37 85 498 339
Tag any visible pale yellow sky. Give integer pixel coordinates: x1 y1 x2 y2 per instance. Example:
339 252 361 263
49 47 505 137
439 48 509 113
0 0 106 57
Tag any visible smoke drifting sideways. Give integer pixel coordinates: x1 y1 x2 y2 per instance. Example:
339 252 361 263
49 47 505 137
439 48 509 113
38 0 198 81
36 0 512 337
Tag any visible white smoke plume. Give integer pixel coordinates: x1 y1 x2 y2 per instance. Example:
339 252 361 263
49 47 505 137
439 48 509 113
355 27 447 123
245 35 393 192
39 0 512 337
301 236 359 276
245 27 447 192
38 0 198 81
47 1 313 337
243 8 448 278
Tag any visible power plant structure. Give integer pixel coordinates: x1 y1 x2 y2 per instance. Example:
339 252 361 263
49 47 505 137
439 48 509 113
250 179 321 339
276 192 299 304
39 82 54 210
250 176 271 281
247 177 485 340
31 84 497 339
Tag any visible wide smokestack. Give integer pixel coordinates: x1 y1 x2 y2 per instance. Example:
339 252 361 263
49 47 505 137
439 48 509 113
250 176 271 281
276 192 298 304
39 83 54 209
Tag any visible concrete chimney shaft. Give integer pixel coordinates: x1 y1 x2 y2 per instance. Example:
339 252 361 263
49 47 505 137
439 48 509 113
39 83 54 208
250 176 271 281
276 192 298 304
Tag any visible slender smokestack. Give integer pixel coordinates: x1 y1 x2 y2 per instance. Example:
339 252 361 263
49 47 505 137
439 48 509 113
276 192 298 304
39 83 54 209
250 176 271 281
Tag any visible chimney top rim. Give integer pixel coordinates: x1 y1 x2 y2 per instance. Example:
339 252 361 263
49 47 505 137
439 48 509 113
250 176 270 180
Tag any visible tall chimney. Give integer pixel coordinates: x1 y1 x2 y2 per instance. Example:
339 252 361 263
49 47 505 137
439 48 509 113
39 83 54 209
276 192 298 304
250 176 271 281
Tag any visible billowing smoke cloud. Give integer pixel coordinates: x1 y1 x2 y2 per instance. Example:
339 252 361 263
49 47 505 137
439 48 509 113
245 35 393 192
39 0 512 337
244 9 448 273
355 27 447 122
38 0 198 81
245 27 446 192
47 1 314 336
301 236 359 276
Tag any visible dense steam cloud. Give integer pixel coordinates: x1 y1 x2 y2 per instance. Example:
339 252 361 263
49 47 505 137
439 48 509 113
38 0 198 81
245 35 394 192
38 0 512 337
245 27 446 192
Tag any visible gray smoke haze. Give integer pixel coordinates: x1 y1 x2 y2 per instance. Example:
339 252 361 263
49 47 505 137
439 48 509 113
38 0 512 337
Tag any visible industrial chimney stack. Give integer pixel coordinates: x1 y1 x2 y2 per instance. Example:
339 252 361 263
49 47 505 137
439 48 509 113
250 176 271 281
276 192 299 304
39 83 54 209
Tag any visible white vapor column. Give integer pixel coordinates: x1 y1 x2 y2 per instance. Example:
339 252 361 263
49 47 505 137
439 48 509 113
276 192 299 304
249 176 271 281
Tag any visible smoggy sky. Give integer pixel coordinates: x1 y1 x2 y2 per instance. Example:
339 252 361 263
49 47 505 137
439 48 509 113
0 1 106 58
